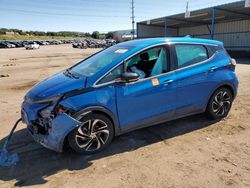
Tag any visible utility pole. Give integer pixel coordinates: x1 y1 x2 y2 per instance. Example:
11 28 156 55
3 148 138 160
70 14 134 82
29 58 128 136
131 0 135 39
185 1 190 18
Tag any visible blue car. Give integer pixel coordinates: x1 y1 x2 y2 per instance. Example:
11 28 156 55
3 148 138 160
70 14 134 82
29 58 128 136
21 37 238 154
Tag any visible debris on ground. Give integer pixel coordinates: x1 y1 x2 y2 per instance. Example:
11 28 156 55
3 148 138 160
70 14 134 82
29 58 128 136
0 74 10 78
3 63 16 67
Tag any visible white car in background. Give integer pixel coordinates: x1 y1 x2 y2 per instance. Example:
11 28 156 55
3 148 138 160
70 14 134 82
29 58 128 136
25 42 40 50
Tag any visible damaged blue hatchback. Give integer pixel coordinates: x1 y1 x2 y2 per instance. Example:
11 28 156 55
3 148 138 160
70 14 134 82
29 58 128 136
21 37 238 154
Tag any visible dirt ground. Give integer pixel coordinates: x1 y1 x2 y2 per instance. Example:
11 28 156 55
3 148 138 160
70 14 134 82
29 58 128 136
0 44 249 188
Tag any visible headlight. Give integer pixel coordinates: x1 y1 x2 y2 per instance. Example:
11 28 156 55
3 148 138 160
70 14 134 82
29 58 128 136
26 95 62 104
33 95 62 104
38 95 62 118
40 105 55 119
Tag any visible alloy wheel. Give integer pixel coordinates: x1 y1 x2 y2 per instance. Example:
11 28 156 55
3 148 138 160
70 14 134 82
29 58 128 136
75 119 110 152
212 90 231 116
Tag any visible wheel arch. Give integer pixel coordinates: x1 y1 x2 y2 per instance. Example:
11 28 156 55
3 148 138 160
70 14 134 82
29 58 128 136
73 106 121 136
205 83 236 111
62 106 121 151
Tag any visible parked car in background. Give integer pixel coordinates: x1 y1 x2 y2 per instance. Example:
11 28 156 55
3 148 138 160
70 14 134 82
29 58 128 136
8 41 22 48
21 37 238 154
34 41 44 45
25 42 40 50
41 41 50 45
72 41 87 49
1 41 16 48
50 40 63 45
0 42 8 48
0 38 117 49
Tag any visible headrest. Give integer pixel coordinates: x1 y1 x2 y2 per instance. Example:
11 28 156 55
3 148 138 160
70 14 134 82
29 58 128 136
140 52 149 61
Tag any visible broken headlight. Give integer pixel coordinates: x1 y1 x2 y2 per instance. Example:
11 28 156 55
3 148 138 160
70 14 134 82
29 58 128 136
55 105 75 116
40 105 55 119
39 95 62 118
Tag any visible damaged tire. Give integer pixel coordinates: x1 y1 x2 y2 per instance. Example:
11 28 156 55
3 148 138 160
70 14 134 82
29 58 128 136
68 114 114 154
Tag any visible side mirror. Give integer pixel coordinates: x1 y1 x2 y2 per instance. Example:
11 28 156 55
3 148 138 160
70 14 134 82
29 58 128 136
120 72 140 82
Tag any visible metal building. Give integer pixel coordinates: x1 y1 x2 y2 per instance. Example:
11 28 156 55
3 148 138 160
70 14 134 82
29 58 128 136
137 1 250 53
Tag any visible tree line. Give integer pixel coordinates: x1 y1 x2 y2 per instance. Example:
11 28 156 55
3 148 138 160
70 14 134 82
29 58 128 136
0 28 114 39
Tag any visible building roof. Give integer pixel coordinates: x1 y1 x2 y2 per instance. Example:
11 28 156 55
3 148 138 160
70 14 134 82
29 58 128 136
138 1 250 28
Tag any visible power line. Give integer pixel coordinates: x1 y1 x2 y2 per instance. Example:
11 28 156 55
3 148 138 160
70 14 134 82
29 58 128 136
5 2 130 14
0 8 131 19
131 0 135 39
0 7 153 19
2 4 176 17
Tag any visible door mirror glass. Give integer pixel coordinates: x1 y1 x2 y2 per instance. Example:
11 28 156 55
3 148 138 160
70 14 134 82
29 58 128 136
120 72 140 82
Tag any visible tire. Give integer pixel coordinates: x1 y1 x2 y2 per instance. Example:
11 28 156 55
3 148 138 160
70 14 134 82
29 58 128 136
68 114 114 154
206 87 233 120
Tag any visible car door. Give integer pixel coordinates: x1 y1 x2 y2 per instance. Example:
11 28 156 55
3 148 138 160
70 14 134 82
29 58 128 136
115 45 177 132
173 43 214 116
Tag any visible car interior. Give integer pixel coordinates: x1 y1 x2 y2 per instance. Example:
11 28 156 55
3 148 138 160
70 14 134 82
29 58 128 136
98 47 169 84
126 47 168 79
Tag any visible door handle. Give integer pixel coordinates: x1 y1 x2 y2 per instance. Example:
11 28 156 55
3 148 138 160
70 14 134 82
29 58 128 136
163 79 174 85
209 66 218 72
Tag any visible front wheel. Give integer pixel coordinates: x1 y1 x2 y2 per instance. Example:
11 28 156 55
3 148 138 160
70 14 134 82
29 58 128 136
206 87 233 119
68 114 114 154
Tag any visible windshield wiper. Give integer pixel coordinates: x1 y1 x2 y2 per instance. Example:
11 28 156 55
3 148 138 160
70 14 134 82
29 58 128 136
64 69 80 79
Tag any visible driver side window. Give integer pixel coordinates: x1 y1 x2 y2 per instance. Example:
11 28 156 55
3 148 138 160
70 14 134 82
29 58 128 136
97 46 169 85
125 46 168 79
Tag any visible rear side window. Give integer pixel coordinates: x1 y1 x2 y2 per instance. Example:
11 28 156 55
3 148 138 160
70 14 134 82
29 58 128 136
175 44 208 68
207 45 226 57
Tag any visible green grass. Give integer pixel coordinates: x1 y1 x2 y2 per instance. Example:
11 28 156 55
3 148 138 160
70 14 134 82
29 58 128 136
0 34 83 40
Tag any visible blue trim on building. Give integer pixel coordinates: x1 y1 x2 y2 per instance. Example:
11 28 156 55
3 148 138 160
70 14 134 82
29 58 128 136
225 46 250 48
211 8 215 39
164 17 168 37
192 30 250 37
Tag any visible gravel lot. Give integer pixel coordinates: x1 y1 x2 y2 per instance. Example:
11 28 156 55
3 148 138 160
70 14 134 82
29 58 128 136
0 44 249 188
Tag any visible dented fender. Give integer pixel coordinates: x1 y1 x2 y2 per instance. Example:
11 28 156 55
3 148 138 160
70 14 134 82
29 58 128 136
29 113 81 152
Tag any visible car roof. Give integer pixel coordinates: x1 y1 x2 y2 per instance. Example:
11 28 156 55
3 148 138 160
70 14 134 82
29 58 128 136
116 37 223 49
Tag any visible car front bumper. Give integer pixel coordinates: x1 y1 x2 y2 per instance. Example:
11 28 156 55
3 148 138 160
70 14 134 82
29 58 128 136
27 113 80 152
21 101 81 152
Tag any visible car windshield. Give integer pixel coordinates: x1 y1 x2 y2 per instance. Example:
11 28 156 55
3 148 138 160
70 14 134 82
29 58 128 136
70 45 132 77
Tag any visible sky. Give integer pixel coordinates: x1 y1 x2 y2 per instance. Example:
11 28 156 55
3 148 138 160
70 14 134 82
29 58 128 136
0 0 240 33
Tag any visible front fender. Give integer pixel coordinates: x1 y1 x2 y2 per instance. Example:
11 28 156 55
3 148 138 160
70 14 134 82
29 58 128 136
73 106 121 136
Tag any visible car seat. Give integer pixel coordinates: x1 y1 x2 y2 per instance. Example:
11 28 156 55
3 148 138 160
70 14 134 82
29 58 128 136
151 49 167 76
136 52 151 77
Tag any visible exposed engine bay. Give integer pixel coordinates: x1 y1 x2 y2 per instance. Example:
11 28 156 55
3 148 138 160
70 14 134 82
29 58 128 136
21 97 80 152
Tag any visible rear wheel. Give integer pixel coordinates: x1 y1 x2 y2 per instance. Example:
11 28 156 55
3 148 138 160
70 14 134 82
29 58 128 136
68 114 114 154
206 87 233 119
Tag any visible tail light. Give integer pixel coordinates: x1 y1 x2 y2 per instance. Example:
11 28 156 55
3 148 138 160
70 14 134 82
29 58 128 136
231 58 237 66
230 58 237 70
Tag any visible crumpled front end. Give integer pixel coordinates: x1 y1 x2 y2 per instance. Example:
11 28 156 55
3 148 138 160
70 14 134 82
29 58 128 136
21 101 81 152
28 113 80 152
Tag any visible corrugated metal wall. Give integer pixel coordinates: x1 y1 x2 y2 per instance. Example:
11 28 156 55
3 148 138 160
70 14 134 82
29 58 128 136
179 20 250 50
137 19 250 51
137 24 177 38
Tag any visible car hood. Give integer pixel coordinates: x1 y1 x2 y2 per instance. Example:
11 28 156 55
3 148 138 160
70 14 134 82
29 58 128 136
25 72 86 101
